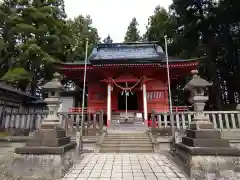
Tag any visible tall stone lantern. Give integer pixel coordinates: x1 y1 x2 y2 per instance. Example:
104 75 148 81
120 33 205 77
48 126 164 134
174 72 240 180
184 70 213 130
176 69 231 151
15 72 76 155
42 72 63 128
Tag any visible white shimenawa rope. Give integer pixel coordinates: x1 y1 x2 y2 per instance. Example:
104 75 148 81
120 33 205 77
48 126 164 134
109 77 144 91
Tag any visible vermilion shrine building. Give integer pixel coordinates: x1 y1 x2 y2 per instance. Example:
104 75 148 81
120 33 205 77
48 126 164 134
60 42 199 126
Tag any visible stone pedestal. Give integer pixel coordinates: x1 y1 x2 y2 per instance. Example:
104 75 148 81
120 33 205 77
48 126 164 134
15 128 76 155
175 144 240 180
174 70 240 180
11 72 77 179
3 149 82 179
182 129 230 148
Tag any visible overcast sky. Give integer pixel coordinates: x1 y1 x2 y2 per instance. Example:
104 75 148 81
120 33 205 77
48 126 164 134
65 0 173 42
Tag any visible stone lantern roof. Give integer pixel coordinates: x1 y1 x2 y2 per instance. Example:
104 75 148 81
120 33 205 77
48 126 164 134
184 70 212 91
43 72 64 92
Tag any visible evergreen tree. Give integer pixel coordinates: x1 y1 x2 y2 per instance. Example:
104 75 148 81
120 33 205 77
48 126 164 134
1 0 72 95
124 17 141 42
66 15 100 62
0 0 20 77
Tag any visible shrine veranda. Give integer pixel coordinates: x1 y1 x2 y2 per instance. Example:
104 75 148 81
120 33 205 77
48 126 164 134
60 42 199 126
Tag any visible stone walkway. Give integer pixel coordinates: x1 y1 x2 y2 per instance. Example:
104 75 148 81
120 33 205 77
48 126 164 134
63 153 188 180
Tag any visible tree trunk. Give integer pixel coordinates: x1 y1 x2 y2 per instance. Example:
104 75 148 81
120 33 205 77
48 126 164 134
226 81 235 104
31 81 37 97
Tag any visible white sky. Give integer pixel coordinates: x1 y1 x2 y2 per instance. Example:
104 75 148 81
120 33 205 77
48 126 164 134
65 0 173 42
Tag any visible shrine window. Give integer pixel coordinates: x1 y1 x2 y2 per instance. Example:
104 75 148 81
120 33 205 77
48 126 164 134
147 91 165 100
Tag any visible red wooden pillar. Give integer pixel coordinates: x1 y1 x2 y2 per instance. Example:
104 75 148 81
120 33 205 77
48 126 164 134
107 82 111 128
142 81 148 125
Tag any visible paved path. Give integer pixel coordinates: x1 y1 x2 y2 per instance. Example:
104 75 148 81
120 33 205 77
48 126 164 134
63 153 187 180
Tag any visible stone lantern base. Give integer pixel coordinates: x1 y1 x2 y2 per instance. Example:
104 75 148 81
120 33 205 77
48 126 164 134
15 127 76 155
12 127 77 179
174 125 240 180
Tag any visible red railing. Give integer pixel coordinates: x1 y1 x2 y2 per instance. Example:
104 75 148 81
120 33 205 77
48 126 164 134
172 106 191 112
69 106 190 113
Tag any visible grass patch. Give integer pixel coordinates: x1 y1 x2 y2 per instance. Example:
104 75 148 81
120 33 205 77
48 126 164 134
0 132 9 137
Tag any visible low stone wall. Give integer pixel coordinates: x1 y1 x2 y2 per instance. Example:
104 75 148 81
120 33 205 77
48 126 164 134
0 141 96 179
174 144 240 180
190 156 240 180
5 150 82 179
221 130 240 140
230 140 240 149
150 129 240 152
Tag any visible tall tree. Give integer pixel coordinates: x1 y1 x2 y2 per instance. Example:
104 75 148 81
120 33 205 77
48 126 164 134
144 7 173 45
103 34 113 43
124 17 141 42
66 15 100 62
0 0 20 78
1 0 73 95
169 0 240 109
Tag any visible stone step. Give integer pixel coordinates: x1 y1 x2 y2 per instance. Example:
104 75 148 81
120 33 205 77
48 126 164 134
104 138 150 141
102 143 152 146
99 147 153 153
99 131 153 153
99 146 154 150
106 133 148 135
103 139 151 142
104 138 151 142
105 134 149 137
110 120 145 123
104 137 150 139
104 133 149 138
99 150 153 153
101 144 153 147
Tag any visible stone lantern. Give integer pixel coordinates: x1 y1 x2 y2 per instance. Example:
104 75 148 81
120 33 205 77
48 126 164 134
15 72 76 155
174 70 240 180
184 70 213 130
41 72 63 128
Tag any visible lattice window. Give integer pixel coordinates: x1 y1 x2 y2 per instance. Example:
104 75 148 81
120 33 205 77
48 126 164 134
147 91 165 100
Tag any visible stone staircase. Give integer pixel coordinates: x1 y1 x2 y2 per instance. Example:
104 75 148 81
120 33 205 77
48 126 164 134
99 132 154 153
110 112 147 132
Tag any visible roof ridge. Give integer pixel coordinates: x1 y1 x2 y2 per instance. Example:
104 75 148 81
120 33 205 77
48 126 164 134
97 42 159 49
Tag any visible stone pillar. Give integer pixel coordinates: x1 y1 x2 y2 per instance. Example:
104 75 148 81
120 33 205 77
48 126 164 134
236 104 240 111
15 73 76 155
174 70 240 180
142 82 148 125
107 83 112 128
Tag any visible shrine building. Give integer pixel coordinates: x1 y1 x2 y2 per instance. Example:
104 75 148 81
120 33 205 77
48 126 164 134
60 42 199 127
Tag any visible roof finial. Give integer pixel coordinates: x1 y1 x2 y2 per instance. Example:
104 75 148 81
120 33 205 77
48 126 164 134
191 69 199 77
53 72 61 78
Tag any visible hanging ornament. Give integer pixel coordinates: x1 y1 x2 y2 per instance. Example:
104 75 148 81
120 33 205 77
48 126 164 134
109 77 144 91
131 91 134 95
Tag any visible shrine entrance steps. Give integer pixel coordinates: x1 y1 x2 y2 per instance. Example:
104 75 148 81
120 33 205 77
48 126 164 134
99 132 154 153
110 112 148 133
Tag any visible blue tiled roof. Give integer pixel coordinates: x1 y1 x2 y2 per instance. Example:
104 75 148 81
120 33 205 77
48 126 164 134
88 42 165 64
63 42 201 66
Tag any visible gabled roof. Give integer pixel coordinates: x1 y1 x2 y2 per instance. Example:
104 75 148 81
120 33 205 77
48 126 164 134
0 82 36 99
63 41 202 66
88 41 165 64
